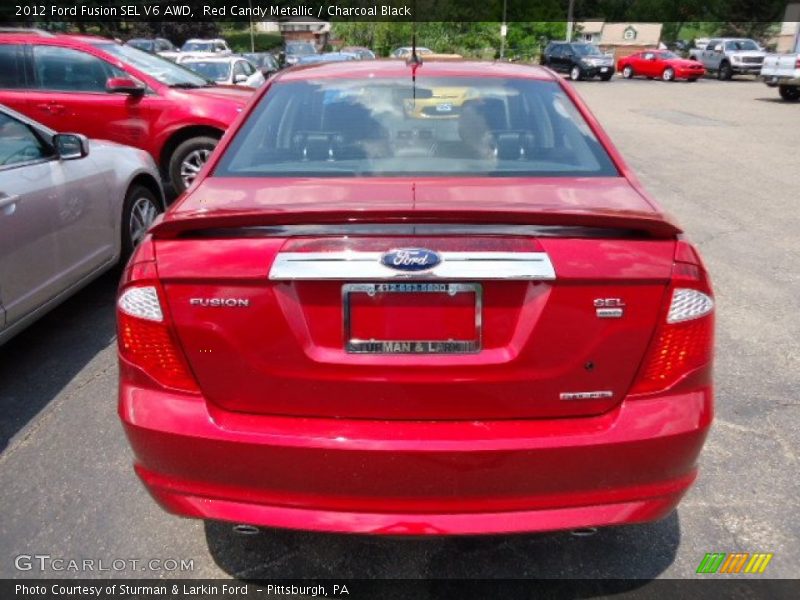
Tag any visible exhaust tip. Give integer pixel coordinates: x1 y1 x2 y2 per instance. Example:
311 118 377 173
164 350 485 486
232 524 260 536
570 527 598 537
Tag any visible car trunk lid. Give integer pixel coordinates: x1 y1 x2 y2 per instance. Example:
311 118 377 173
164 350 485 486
154 177 677 420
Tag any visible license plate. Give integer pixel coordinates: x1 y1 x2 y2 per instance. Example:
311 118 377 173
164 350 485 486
343 282 481 354
771 76 779 83
601 67 609 72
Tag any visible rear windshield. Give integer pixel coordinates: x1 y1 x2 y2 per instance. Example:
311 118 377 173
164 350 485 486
286 43 316 56
573 45 603 56
183 61 230 81
215 77 618 178
182 41 215 52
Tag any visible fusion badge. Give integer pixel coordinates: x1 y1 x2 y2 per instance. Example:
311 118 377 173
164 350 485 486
190 298 250 307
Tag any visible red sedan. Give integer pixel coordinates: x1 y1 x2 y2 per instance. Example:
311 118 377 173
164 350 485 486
618 50 706 81
117 60 714 535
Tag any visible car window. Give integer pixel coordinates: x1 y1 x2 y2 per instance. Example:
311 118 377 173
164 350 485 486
216 77 618 179
244 61 256 75
573 45 602 57
0 44 26 89
644 52 656 60
95 43 212 87
0 112 52 167
287 42 317 56
184 61 231 82
215 43 226 53
726 40 759 52
33 46 124 92
549 45 562 58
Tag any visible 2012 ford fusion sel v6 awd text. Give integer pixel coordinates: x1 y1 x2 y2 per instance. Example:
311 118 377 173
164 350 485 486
117 60 714 535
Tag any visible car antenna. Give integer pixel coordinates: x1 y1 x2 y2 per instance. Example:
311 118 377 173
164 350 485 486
407 4 421 100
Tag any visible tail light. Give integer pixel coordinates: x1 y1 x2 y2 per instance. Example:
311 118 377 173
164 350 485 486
629 241 714 396
117 246 199 393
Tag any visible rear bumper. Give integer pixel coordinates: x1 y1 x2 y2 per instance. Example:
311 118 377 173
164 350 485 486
120 376 712 535
761 74 800 86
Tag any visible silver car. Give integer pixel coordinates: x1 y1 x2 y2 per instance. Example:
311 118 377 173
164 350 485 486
0 104 164 346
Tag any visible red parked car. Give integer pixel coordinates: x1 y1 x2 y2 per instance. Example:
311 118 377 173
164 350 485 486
0 31 252 192
618 50 706 81
118 60 714 535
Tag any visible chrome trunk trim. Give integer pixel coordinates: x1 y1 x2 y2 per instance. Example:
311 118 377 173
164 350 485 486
269 251 556 280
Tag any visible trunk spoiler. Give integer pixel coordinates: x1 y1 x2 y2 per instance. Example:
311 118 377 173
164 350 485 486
150 209 683 240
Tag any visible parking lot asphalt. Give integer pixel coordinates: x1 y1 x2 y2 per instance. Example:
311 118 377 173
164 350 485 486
0 76 798 583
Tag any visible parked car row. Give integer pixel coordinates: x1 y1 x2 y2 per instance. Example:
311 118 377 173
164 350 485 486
541 38 772 84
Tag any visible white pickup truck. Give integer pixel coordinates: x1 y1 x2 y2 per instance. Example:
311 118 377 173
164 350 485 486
761 54 800 101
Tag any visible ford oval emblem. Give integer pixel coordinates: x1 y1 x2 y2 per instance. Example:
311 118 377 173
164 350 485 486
381 248 441 272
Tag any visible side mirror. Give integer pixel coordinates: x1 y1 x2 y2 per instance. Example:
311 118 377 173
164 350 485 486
713 45 723 53
106 76 145 95
53 133 88 160
233 74 247 83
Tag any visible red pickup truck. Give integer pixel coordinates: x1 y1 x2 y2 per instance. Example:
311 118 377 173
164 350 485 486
0 31 252 193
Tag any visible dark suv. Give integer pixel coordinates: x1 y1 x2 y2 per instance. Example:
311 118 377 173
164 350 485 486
541 42 615 81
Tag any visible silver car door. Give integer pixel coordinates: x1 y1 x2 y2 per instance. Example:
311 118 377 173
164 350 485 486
0 111 63 327
50 138 116 289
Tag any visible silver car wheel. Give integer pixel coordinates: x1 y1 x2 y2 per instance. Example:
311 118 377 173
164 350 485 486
129 196 159 247
570 66 581 81
662 68 675 82
180 148 211 188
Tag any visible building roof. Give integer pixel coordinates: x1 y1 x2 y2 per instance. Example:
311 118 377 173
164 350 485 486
598 23 663 46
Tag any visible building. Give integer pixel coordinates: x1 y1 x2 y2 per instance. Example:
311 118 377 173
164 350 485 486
255 21 280 34
278 18 331 50
575 21 664 61
772 4 800 53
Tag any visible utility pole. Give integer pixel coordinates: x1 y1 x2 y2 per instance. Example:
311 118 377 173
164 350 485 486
248 0 255 52
500 0 508 59
566 0 574 42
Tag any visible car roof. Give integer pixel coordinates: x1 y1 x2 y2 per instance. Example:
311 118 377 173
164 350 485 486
279 60 557 82
182 56 239 63
0 32 115 47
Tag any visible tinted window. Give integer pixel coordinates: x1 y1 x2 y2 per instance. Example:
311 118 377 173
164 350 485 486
216 77 618 178
572 44 602 56
0 112 52 167
0 44 26 89
183 61 230 82
182 41 214 52
286 42 317 56
128 40 154 53
726 40 759 51
33 46 123 92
